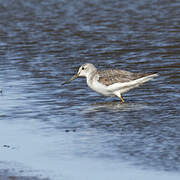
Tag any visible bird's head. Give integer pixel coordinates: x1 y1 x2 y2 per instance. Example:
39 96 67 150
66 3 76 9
62 63 96 85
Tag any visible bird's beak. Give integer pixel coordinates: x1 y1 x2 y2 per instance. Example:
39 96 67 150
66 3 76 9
62 73 79 85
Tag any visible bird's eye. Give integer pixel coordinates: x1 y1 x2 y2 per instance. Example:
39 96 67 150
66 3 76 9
82 67 85 70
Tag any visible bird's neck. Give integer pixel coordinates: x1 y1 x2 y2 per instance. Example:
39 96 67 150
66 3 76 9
86 70 97 86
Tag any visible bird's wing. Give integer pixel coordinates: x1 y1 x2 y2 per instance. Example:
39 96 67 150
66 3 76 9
97 69 151 86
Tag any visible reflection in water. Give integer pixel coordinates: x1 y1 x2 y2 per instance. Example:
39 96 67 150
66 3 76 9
89 101 150 112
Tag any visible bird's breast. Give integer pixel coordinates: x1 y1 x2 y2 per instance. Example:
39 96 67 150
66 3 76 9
87 78 113 96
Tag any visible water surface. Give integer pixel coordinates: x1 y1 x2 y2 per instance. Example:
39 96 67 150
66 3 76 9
0 0 180 179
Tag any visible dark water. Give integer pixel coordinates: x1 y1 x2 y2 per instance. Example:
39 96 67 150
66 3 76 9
0 0 180 179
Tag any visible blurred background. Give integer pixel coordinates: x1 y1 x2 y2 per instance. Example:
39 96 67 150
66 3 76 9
0 0 179 179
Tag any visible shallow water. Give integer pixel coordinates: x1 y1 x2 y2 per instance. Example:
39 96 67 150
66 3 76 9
0 0 180 179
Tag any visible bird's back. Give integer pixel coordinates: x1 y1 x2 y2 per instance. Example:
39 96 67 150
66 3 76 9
97 69 153 86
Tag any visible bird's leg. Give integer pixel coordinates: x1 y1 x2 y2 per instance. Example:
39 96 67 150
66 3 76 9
120 94 125 103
